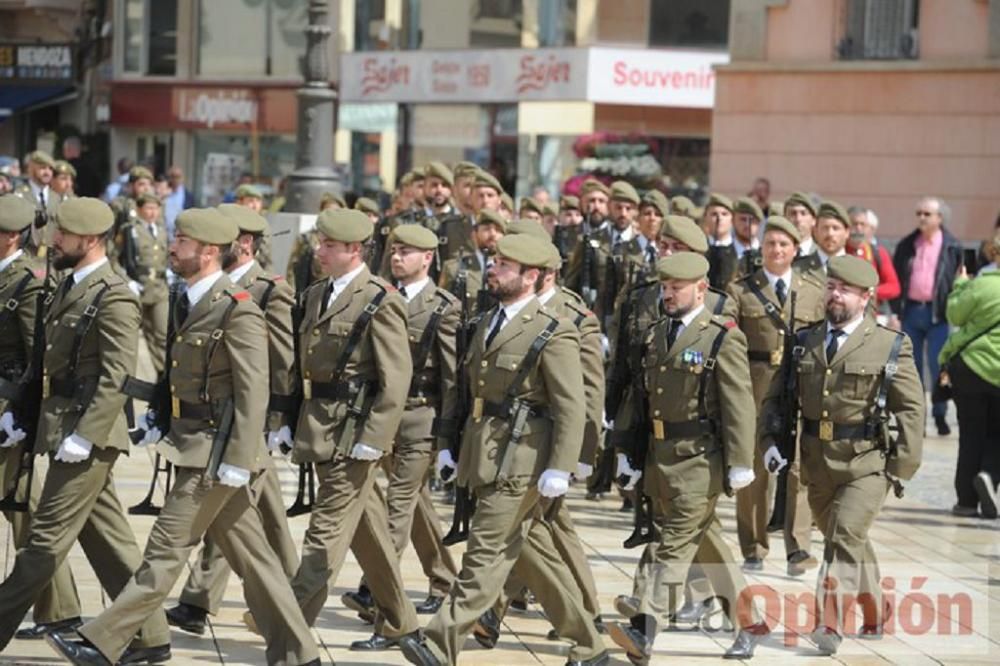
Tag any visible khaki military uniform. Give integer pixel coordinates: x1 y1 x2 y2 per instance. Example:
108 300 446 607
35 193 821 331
727 268 826 561
707 243 762 292
178 263 300 615
12 183 57 256
618 306 760 626
116 216 169 374
289 265 419 639
564 224 642 330
0 261 170 651
0 252 80 628
438 251 494 317
422 297 604 665
759 316 924 632
77 275 318 666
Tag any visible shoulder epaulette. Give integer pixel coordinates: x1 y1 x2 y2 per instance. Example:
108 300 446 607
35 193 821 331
368 276 393 293
229 290 252 302
434 287 460 305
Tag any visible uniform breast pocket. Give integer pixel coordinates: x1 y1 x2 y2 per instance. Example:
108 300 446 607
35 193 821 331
494 353 522 376
175 332 209 377
844 362 883 400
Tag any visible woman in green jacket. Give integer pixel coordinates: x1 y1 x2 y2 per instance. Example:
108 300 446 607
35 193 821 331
940 231 1000 519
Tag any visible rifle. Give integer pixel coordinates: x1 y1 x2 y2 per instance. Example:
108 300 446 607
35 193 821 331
870 332 905 499
622 301 658 548
442 261 477 545
579 214 599 308
602 234 623 331
766 292 798 527
286 291 314 516
0 256 51 512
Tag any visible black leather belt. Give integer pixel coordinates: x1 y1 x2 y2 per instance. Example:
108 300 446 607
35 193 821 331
177 400 214 421
802 418 867 441
46 375 97 400
302 378 375 401
650 418 716 440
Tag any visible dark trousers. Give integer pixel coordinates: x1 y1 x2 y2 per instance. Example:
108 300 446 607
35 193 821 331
951 356 1000 508
901 300 950 419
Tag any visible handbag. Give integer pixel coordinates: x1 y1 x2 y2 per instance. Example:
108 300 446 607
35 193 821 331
932 314 1000 402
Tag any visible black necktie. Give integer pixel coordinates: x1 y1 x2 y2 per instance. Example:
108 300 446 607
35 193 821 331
646 243 656 265
485 309 506 349
666 319 682 350
775 278 787 306
59 277 73 299
38 190 46 210
175 296 190 328
319 280 335 315
826 329 844 363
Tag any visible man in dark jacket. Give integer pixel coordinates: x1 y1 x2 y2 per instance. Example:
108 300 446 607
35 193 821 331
891 196 964 435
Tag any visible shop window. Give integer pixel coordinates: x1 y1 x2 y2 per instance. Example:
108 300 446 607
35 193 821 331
648 0 729 49
470 0 524 47
538 0 576 47
355 0 387 51
120 0 177 76
838 0 919 60
198 0 307 78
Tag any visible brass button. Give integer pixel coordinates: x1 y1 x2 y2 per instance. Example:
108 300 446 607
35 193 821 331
46 344 52 350
826 369 832 375
478 380 485 387
170 385 176 392
823 390 829 396
194 339 203 346
171 360 178 368
176 335 183 343
304 371 311 379
656 388 663 394
481 361 488 368
821 410 829 418
660 365 666 372
653 409 661 416
409 334 416 341
53 319 59 326
313 329 319 336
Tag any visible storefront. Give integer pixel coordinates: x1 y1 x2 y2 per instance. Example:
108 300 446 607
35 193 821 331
109 82 298 205
0 42 76 158
338 46 727 198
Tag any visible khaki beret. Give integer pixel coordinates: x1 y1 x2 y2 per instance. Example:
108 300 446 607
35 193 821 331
817 200 850 227
0 195 37 232
28 150 55 168
784 191 817 217
176 208 238 245
670 195 695 216
767 201 784 218
496 234 549 269
390 224 438 250
559 195 580 211
476 208 507 233
452 161 478 178
473 169 503 194
500 193 514 212
519 197 543 215
218 203 266 234
506 219 550 240
734 196 764 220
129 166 153 183
763 215 801 244
541 202 558 217
656 252 710 282
56 197 114 236
641 190 670 218
399 171 415 187
580 178 610 197
316 208 373 243
53 160 76 177
610 180 640 205
135 193 162 208
691 206 705 220
235 184 263 200
706 193 733 212
544 242 562 270
424 161 454 187
660 215 708 254
828 254 879 290
408 169 425 182
320 191 346 209
354 197 380 216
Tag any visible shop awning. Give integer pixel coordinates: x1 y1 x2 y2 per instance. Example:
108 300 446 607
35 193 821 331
0 85 76 119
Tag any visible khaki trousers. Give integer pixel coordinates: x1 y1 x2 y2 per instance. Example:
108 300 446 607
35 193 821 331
291 455 418 638
78 467 317 666
179 458 299 614
0 448 169 651
784 442 815 555
141 298 168 376
423 483 604 665
1 443 80 625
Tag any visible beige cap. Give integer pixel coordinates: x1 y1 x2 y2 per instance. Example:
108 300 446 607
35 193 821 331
56 197 114 236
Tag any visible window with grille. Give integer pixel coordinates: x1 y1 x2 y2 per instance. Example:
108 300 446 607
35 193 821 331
838 0 919 60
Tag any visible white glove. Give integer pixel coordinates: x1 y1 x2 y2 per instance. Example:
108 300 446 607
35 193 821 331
728 466 755 490
217 463 251 487
436 449 456 482
140 426 162 447
763 446 788 474
54 433 93 463
349 442 383 461
575 462 593 480
127 279 143 296
615 452 642 491
538 469 571 498
266 425 293 453
0 411 26 447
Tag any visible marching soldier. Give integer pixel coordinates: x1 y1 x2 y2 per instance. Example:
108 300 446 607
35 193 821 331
451 161 479 218
50 161 76 203
343 224 461 645
438 209 506 317
704 193 735 289
400 233 608 666
0 198 171 658
12 150 58 256
784 191 818 256
47 207 319 666
164 204 300 636
758 255 924 655
727 216 825 575
794 200 850 279
609 253 769 662
234 184 273 270
285 192 346 293
110 166 154 232
281 209 420 647
425 161 471 262
117 192 169 374
707 196 762 291
0 196 81 642
518 196 545 223
552 194 584 268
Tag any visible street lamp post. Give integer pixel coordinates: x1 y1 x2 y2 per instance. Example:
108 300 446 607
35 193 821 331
283 0 342 213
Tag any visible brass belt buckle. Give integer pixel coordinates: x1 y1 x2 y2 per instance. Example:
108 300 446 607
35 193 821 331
171 397 181 419
819 419 834 441
472 397 484 421
302 379 312 400
652 418 665 440
770 348 783 366
42 373 50 399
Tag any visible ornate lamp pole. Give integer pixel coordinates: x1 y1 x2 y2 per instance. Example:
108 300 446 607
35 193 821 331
283 0 342 213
